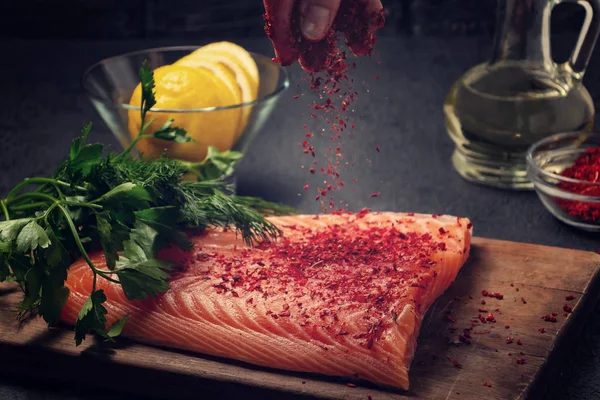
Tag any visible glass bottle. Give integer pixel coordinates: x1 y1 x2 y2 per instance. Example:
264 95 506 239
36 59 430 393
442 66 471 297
444 0 600 190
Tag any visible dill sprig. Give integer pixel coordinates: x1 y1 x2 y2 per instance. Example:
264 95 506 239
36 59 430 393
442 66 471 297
0 61 292 345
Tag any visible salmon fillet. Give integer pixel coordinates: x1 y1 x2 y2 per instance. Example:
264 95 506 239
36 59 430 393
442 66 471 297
61 211 472 389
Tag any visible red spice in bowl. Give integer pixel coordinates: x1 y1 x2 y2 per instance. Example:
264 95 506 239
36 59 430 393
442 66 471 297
527 132 600 230
555 147 600 223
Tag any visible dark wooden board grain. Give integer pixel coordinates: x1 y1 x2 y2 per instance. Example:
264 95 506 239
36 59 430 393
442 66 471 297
0 237 599 400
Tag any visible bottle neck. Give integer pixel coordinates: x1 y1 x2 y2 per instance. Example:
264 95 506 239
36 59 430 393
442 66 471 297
490 0 553 68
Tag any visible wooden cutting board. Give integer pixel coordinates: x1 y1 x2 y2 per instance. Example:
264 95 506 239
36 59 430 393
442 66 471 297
0 237 599 400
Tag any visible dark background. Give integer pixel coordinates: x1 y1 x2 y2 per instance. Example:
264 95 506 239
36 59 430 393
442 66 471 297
0 0 588 39
2 1 600 400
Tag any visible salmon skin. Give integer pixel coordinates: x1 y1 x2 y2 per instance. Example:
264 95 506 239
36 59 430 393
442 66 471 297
61 211 472 390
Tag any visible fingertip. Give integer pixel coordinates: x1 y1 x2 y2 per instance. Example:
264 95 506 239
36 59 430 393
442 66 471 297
301 0 340 41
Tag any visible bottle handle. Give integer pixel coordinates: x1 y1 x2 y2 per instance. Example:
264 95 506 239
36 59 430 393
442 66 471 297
555 0 600 74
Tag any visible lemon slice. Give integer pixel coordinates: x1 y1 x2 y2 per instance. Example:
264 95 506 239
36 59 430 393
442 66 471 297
128 64 239 162
198 42 259 96
174 56 242 106
184 43 259 139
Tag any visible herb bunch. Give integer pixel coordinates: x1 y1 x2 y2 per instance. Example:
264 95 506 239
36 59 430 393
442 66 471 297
0 62 292 345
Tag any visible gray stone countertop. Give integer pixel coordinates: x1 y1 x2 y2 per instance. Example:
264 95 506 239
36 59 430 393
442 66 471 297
0 37 599 400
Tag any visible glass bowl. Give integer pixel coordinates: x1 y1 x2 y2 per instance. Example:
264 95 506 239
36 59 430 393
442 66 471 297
82 45 289 166
526 131 600 232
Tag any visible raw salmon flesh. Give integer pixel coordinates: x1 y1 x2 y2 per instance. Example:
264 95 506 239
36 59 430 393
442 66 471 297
61 211 472 389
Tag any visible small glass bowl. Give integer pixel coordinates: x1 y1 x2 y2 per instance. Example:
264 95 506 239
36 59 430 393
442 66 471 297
82 45 290 162
527 131 600 232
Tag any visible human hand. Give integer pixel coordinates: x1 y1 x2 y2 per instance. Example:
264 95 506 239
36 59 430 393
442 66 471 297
295 0 383 41
263 0 384 71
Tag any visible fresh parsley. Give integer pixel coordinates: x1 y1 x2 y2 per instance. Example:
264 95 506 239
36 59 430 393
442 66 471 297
0 61 293 346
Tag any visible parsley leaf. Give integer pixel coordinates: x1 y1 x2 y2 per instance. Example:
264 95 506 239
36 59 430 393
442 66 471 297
105 314 129 340
96 212 129 270
152 119 195 143
140 60 156 117
69 123 93 160
193 146 243 181
0 218 32 242
39 268 70 326
16 220 51 253
74 290 108 346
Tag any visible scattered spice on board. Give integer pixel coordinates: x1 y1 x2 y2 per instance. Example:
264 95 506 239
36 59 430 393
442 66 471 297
483 382 493 388
516 358 527 365
521 297 527 304
507 336 514 344
482 290 504 300
538 327 545 333
542 314 558 323
566 294 576 301
554 147 600 222
563 303 573 313
517 339 523 346
505 325 510 329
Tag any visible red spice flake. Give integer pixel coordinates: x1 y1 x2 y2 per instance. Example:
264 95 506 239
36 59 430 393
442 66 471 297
478 308 487 313
505 325 510 329
563 304 573 313
510 283 514 287
481 299 486 305
375 145 380 152
507 352 512 356
541 314 558 323
293 95 299 99
309 168 316 174
466 222 473 229
367 395 372 400
481 290 504 300
521 297 527 304
370 192 380 198
517 339 523 346
516 358 527 365
566 294 576 301
554 147 600 222
538 327 545 333
303 183 310 190
483 382 493 388
445 356 462 369
447 315 456 323
486 313 496 323
551 312 558 316
478 315 487 323
506 336 514 344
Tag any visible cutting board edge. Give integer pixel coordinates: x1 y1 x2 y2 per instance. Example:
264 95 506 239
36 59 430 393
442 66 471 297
472 237 600 257
520 265 600 400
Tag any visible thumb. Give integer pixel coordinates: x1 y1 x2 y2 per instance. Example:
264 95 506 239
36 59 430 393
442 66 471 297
300 0 341 41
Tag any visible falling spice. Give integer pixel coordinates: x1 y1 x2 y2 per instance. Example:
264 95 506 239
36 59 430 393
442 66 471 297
554 147 600 222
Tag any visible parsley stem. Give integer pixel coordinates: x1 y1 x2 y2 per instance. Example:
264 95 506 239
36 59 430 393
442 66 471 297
5 178 86 200
56 204 120 285
6 193 102 210
0 200 9 221
9 202 48 212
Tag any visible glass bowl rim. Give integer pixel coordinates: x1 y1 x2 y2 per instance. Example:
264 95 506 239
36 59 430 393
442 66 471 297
81 45 290 113
526 130 600 188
